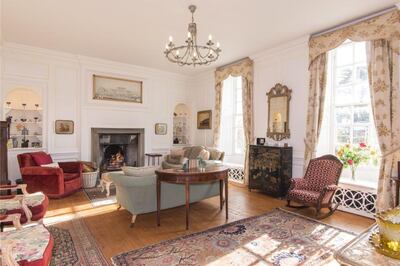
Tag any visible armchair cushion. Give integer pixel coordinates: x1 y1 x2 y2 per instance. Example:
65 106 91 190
59 161 82 174
31 152 53 166
209 148 223 160
64 172 80 181
288 190 320 203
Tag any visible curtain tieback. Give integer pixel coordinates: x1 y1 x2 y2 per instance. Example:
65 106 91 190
380 146 400 159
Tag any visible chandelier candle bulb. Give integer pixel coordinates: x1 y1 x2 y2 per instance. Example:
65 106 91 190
169 36 173 43
208 34 212 41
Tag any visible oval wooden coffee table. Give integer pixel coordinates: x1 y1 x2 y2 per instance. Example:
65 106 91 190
156 166 229 230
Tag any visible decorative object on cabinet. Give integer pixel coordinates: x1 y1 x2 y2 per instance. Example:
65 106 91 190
55 120 74 134
0 121 9 185
197 110 212 129
4 89 43 149
266 83 291 141
287 155 343 219
155 123 167 135
248 145 292 197
256 138 266 145
93 74 143 103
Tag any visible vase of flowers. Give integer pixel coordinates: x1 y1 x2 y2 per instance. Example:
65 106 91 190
336 143 378 180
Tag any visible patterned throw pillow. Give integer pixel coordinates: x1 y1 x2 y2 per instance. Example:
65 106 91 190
168 155 184 164
209 149 223 160
198 149 210 160
170 148 185 157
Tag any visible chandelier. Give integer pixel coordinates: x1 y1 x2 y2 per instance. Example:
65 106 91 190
164 5 221 66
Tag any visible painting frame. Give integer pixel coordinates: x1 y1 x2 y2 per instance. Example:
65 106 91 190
197 110 212 129
155 123 167 135
92 74 143 103
55 120 74 135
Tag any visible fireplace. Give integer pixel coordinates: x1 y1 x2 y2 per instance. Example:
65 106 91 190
91 128 145 173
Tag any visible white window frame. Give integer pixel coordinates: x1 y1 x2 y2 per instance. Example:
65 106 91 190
221 75 245 165
321 41 380 189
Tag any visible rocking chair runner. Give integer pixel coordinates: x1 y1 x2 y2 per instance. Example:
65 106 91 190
287 155 343 219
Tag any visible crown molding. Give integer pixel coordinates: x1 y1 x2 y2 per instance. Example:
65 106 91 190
3 42 191 81
250 35 309 62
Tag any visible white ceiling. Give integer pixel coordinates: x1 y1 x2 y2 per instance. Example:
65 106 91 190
2 0 398 75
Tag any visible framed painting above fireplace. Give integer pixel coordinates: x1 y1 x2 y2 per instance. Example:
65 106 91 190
93 74 143 103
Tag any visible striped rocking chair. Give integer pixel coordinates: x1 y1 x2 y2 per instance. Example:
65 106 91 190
287 155 343 219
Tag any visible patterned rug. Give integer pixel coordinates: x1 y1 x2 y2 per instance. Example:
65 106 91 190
84 186 117 207
49 218 109 265
111 208 355 266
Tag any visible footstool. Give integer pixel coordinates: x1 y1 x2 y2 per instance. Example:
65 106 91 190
1 219 54 266
99 172 113 197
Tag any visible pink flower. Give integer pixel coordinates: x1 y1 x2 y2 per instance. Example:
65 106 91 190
359 143 366 148
347 159 353 165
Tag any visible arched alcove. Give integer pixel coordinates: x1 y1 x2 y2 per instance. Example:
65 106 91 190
173 103 190 145
4 88 43 149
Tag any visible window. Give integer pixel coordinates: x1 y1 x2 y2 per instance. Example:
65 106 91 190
220 75 245 164
317 41 380 188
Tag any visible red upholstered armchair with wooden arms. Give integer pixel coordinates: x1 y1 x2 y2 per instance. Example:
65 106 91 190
17 152 83 198
287 154 343 219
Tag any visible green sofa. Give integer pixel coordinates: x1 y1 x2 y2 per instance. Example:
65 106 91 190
109 171 220 226
162 146 225 169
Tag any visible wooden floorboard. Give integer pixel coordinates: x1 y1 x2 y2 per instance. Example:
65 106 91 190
45 185 374 263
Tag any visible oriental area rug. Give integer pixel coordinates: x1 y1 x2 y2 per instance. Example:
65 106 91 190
49 218 109 266
83 186 117 207
112 208 355 266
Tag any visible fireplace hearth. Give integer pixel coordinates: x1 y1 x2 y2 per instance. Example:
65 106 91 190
91 128 145 173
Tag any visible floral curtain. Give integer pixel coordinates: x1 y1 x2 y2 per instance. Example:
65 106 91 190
367 39 400 211
305 9 400 172
309 10 400 68
303 53 327 171
213 58 254 184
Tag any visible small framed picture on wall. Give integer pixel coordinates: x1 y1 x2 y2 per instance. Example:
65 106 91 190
197 110 212 129
155 123 167 135
55 120 74 134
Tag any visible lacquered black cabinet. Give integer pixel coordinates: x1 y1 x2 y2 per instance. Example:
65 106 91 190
248 145 292 198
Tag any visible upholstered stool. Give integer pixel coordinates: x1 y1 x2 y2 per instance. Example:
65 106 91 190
1 221 54 266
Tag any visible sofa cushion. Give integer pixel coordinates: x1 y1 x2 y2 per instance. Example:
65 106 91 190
209 149 223 160
64 172 80 181
122 166 158 177
198 149 210 160
188 146 206 159
170 148 185 157
183 147 192 158
168 155 184 164
31 152 53 166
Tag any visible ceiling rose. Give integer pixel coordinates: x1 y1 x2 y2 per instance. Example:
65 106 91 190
164 5 221 67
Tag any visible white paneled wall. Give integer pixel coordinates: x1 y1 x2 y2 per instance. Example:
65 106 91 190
190 37 310 177
1 43 191 182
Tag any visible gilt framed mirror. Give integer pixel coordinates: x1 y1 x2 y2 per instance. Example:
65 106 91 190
267 83 292 141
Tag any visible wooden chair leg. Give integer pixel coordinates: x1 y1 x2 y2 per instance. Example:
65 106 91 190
130 215 137 228
117 204 121 210
287 200 308 209
317 202 340 219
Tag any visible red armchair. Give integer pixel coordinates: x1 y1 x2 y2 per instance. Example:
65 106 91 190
287 155 343 219
17 152 83 198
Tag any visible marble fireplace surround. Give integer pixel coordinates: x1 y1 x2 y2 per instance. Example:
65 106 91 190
91 128 145 171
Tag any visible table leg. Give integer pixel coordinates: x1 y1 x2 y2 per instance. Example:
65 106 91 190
219 180 223 210
225 177 228 220
158 157 160 165
157 177 161 226
147 156 150 166
152 157 155 166
185 180 190 230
